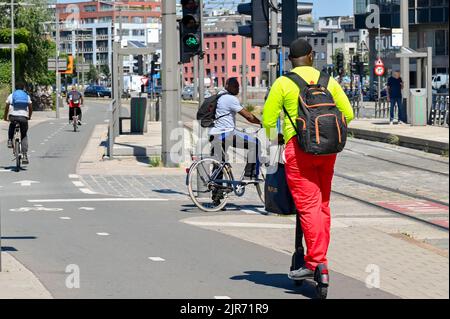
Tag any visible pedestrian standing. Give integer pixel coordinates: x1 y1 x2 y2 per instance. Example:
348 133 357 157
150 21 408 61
387 71 405 125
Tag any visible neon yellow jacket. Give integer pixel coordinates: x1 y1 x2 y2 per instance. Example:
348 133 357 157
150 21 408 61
263 66 355 143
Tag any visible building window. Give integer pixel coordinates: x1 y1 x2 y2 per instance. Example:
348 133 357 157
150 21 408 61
221 53 225 60
251 66 256 72
207 54 210 64
206 42 210 49
222 66 225 72
261 51 266 60
214 54 218 61
314 39 318 45
84 5 96 12
221 42 225 49
435 30 447 56
131 16 144 24
232 53 237 60
251 53 256 60
214 42 218 49
321 39 325 45
232 66 237 72
232 41 237 48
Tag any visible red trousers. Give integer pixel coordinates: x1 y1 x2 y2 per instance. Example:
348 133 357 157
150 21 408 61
284 138 337 271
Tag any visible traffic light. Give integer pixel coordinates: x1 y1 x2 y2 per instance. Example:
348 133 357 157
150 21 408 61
62 55 74 75
351 55 360 74
237 0 269 47
180 0 202 63
282 2 313 47
335 52 344 75
133 55 144 75
150 54 161 76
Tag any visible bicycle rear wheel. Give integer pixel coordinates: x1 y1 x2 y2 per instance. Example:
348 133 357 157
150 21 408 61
187 158 232 212
15 139 21 172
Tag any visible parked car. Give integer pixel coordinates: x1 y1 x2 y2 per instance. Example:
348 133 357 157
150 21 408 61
181 86 194 100
84 85 112 98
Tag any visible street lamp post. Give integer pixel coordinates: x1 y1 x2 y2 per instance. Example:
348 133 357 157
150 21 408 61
10 0 15 90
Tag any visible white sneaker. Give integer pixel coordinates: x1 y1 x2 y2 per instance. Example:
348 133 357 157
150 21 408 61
389 121 394 126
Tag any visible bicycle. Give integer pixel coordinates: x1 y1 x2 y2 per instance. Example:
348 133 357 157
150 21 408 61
72 107 80 132
12 122 23 172
186 128 267 212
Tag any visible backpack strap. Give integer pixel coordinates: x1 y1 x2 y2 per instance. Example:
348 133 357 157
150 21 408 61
317 72 330 89
214 92 231 121
284 72 309 92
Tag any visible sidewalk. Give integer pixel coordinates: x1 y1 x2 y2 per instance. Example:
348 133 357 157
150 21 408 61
349 119 449 155
0 253 52 299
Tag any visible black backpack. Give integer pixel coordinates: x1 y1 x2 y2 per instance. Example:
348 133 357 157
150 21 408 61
283 72 347 155
196 92 229 128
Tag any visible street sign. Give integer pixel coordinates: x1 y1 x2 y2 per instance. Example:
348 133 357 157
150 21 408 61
392 28 403 47
77 63 90 72
375 58 384 67
374 65 385 76
47 58 67 71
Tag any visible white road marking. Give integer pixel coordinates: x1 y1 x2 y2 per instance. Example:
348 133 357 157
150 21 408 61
184 221 295 229
28 198 168 203
214 296 231 299
68 174 80 179
0 169 12 173
148 257 165 262
59 217 71 220
79 207 95 211
72 181 85 187
96 232 110 236
80 188 97 194
14 180 40 187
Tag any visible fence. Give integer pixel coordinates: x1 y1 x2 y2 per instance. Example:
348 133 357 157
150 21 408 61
429 93 449 127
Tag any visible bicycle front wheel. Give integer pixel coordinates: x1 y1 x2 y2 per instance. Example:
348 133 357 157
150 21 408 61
187 158 232 212
255 163 267 205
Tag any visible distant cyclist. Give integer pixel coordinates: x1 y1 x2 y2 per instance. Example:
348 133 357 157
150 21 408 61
66 86 83 125
3 82 32 164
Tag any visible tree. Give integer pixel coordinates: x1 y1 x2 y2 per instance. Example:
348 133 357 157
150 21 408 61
0 0 55 86
86 64 99 84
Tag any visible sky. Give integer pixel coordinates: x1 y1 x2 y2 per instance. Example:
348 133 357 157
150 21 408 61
57 0 355 19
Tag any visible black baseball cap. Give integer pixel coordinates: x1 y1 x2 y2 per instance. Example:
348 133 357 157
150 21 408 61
289 38 313 59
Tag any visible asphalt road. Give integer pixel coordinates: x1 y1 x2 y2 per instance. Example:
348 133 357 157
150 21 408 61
0 100 424 299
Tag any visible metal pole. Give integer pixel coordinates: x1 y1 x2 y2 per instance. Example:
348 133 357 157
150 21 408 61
377 23 381 105
400 0 410 123
241 14 248 106
193 57 198 101
55 7 61 119
198 0 205 106
161 0 180 167
11 0 15 91
269 0 278 86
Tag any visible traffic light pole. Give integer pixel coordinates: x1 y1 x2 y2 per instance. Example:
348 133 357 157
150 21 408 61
269 1 278 86
198 0 205 106
161 0 180 167
241 15 248 106
400 0 410 124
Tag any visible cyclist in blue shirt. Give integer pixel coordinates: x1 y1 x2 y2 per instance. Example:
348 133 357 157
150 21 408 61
3 82 32 164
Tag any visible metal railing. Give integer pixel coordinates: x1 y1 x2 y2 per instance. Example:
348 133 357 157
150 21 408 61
374 97 390 119
429 93 449 127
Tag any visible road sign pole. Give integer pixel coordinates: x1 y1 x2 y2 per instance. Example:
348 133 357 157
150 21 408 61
11 0 15 91
400 0 410 123
55 7 61 119
269 0 278 86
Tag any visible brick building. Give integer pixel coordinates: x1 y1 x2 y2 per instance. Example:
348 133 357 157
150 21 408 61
182 33 261 88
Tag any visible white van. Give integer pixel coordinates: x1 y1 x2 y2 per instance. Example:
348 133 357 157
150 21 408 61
431 74 449 90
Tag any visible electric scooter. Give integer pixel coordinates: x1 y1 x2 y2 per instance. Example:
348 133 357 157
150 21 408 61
290 213 330 299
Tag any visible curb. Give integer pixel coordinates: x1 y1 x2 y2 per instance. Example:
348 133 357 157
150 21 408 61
348 127 449 155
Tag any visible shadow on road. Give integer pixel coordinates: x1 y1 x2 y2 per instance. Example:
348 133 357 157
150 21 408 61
230 271 318 299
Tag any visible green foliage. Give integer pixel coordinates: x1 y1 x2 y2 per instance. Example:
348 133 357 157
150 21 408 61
87 64 99 84
0 84 9 118
0 59 11 85
0 0 55 86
